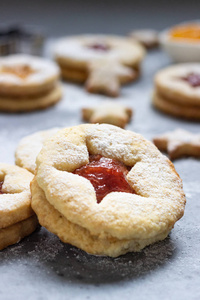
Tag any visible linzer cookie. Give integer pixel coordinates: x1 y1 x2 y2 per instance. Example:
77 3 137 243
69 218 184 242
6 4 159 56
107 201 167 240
82 102 133 128
15 128 60 174
0 54 62 112
0 163 38 250
31 124 186 257
54 34 145 97
153 63 200 120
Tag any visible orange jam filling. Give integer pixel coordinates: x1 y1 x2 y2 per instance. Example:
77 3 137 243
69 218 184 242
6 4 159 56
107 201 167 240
73 155 135 203
181 73 200 87
169 24 200 42
87 42 110 52
1 65 35 79
0 181 4 194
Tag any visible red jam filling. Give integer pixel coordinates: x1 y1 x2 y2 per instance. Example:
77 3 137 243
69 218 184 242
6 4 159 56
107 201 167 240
73 155 135 203
0 181 4 194
181 73 200 87
87 42 110 52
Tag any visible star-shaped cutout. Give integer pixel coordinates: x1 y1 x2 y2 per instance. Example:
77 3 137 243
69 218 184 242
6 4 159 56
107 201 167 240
85 60 136 97
82 101 132 128
153 129 200 160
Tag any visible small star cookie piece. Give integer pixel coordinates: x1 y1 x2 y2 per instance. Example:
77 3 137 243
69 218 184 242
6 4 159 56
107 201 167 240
129 29 159 49
153 128 200 160
82 102 133 128
85 60 136 97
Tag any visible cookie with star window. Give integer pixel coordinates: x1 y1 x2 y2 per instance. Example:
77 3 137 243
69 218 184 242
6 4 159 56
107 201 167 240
31 124 186 257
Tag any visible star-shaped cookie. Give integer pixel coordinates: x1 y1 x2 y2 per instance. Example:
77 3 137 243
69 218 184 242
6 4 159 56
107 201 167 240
153 128 200 160
85 60 136 97
82 101 133 128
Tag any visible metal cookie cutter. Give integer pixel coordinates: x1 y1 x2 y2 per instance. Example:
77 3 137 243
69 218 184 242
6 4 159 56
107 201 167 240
0 24 45 56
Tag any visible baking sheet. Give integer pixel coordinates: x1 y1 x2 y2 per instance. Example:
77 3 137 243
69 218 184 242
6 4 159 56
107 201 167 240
0 46 200 300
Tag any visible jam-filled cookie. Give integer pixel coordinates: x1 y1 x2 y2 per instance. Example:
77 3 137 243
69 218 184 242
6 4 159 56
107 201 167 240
54 35 145 97
0 54 62 112
31 124 186 257
15 128 60 174
153 63 200 120
0 163 38 250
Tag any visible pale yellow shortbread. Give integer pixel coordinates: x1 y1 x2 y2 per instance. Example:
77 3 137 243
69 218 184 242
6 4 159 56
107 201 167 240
15 128 60 174
0 163 34 229
0 54 60 96
31 124 186 257
155 64 200 106
0 163 38 250
0 83 62 112
0 215 38 251
54 35 145 69
153 90 200 120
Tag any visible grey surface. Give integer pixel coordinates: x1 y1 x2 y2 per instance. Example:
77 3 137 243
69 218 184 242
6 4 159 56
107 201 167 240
1 0 200 37
0 47 200 300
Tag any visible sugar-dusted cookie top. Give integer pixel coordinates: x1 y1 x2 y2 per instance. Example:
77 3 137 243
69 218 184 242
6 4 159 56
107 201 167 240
15 128 60 174
54 34 145 67
153 128 200 160
35 124 186 241
155 63 200 106
0 163 34 229
82 101 132 128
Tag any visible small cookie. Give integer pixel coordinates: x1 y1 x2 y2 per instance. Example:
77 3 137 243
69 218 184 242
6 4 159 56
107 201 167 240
31 124 185 257
15 128 60 174
86 60 136 97
153 129 200 160
82 102 133 128
153 63 200 120
0 163 37 250
129 29 159 49
0 54 62 112
54 35 145 96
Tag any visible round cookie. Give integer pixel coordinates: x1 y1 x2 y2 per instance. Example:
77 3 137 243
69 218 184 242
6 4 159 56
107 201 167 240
54 34 145 92
0 83 62 112
15 128 60 174
153 63 200 120
155 64 200 106
0 54 62 112
0 163 38 250
54 34 145 69
31 124 186 257
0 54 60 96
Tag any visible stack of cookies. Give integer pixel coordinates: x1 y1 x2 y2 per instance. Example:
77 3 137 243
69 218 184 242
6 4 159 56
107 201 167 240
0 164 38 250
54 34 145 97
153 64 200 120
29 124 186 257
0 54 62 112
